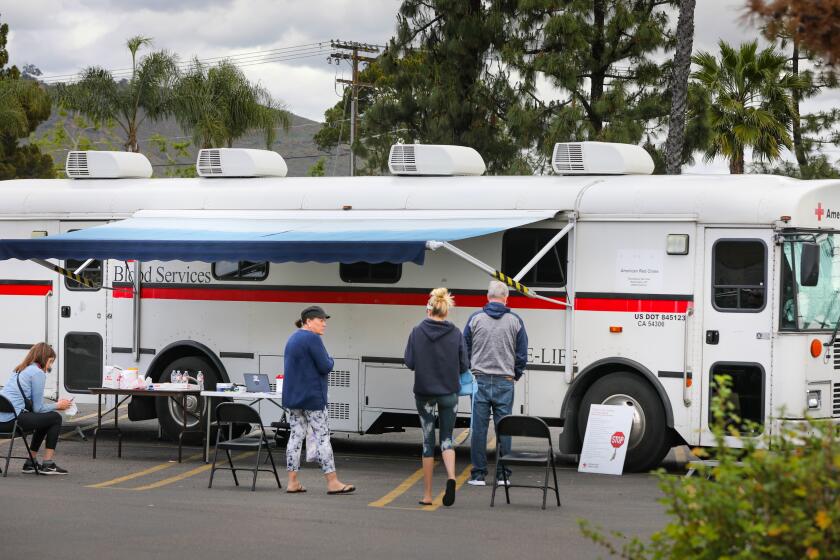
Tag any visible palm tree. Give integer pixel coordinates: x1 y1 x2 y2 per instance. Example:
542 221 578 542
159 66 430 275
172 59 290 150
664 0 696 174
692 41 802 174
54 36 178 152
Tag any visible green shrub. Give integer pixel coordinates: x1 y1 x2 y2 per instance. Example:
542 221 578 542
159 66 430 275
579 376 840 559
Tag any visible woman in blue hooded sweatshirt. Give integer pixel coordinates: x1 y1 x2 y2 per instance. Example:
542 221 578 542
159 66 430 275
282 306 355 495
404 287 469 507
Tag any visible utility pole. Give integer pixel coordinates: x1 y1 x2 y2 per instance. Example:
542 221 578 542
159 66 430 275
329 40 379 176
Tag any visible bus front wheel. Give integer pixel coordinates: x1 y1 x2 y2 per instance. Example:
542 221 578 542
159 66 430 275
577 372 671 472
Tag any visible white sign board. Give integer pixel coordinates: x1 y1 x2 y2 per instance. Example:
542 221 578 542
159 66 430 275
578 404 635 475
616 249 663 291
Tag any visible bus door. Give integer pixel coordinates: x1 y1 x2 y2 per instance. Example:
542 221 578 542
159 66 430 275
57 221 108 402
700 229 774 445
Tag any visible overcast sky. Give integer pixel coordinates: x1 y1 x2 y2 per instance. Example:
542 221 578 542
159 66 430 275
2 0 835 173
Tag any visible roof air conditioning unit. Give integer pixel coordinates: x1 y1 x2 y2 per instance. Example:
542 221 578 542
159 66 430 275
389 144 486 176
552 142 654 175
65 151 153 179
196 148 288 178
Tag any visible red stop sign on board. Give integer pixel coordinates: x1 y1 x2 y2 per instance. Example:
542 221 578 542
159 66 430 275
611 432 625 448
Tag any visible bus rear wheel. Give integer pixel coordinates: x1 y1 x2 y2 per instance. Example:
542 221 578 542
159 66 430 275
577 372 671 472
155 355 218 442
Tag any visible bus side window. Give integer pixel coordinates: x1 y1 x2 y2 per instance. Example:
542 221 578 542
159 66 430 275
64 258 103 291
340 262 402 284
712 240 766 311
212 261 269 281
501 228 568 287
64 229 102 291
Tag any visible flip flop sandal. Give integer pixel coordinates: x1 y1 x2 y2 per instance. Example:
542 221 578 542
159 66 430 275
286 487 307 494
443 478 456 507
418 500 433 506
327 485 356 495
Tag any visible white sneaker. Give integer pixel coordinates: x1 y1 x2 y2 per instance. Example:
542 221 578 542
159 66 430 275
467 478 486 486
496 478 511 486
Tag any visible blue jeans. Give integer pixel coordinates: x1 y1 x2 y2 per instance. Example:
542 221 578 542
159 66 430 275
470 375 514 479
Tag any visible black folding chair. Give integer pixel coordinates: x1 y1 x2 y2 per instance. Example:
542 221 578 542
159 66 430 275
0 395 39 477
491 415 560 510
208 402 281 492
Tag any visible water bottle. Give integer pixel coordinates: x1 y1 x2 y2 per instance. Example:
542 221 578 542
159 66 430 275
173 370 181 384
196 371 204 390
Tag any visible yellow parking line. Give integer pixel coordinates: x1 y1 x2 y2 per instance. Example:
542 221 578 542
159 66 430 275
86 452 203 488
61 414 130 439
130 452 255 491
368 429 471 509
368 463 432 508
69 410 100 423
421 464 473 511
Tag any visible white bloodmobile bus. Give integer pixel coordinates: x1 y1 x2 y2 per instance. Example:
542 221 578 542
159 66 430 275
1 142 839 472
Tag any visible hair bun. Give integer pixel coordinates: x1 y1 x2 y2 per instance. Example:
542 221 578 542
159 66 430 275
431 287 448 300
427 287 454 317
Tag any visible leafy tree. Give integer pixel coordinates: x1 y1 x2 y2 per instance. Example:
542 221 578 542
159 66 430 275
501 0 677 158
752 155 840 179
30 108 122 175
54 36 179 152
0 15 16 79
691 41 802 174
172 58 290 150
360 1 527 174
664 0 696 174
313 62 397 175
0 13 53 179
747 0 840 65
757 21 840 178
147 133 196 177
580 377 840 559
306 157 326 177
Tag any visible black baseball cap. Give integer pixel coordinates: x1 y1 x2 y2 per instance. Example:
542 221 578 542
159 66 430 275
301 305 330 321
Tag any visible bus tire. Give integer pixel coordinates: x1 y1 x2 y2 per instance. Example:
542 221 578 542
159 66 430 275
155 355 220 443
577 371 671 472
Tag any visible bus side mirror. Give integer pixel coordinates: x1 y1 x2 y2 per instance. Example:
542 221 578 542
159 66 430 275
800 243 820 287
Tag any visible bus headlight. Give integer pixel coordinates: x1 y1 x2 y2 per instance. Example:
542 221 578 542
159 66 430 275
807 390 822 410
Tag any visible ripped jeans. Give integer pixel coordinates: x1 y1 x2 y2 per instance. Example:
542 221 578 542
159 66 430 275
415 393 458 458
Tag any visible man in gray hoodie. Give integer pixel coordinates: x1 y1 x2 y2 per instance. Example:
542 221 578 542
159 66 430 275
464 280 528 486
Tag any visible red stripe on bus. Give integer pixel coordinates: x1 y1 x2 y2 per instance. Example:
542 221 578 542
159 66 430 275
573 298 690 313
112 285 689 312
0 284 52 296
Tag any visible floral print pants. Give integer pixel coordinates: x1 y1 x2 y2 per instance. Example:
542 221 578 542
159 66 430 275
415 393 459 458
285 407 336 474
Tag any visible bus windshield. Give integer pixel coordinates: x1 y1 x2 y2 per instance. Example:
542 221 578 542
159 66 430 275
782 232 840 330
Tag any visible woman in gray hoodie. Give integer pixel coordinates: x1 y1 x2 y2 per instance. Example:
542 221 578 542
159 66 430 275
404 287 469 507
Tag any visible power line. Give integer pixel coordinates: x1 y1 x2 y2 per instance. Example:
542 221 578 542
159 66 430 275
39 41 334 84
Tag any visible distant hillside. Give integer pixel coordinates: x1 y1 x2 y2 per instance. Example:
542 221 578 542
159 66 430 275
33 109 352 178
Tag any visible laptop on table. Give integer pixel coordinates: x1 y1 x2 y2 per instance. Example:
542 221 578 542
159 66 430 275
243 373 272 393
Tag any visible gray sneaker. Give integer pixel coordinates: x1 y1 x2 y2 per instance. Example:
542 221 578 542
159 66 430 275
39 461 68 475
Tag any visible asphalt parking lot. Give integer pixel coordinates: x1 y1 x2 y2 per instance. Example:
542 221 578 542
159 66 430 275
0 405 688 560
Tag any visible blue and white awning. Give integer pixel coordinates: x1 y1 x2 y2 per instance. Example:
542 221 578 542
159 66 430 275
0 209 557 264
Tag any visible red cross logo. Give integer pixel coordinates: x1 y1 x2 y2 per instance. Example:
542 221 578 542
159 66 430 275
816 203 825 221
